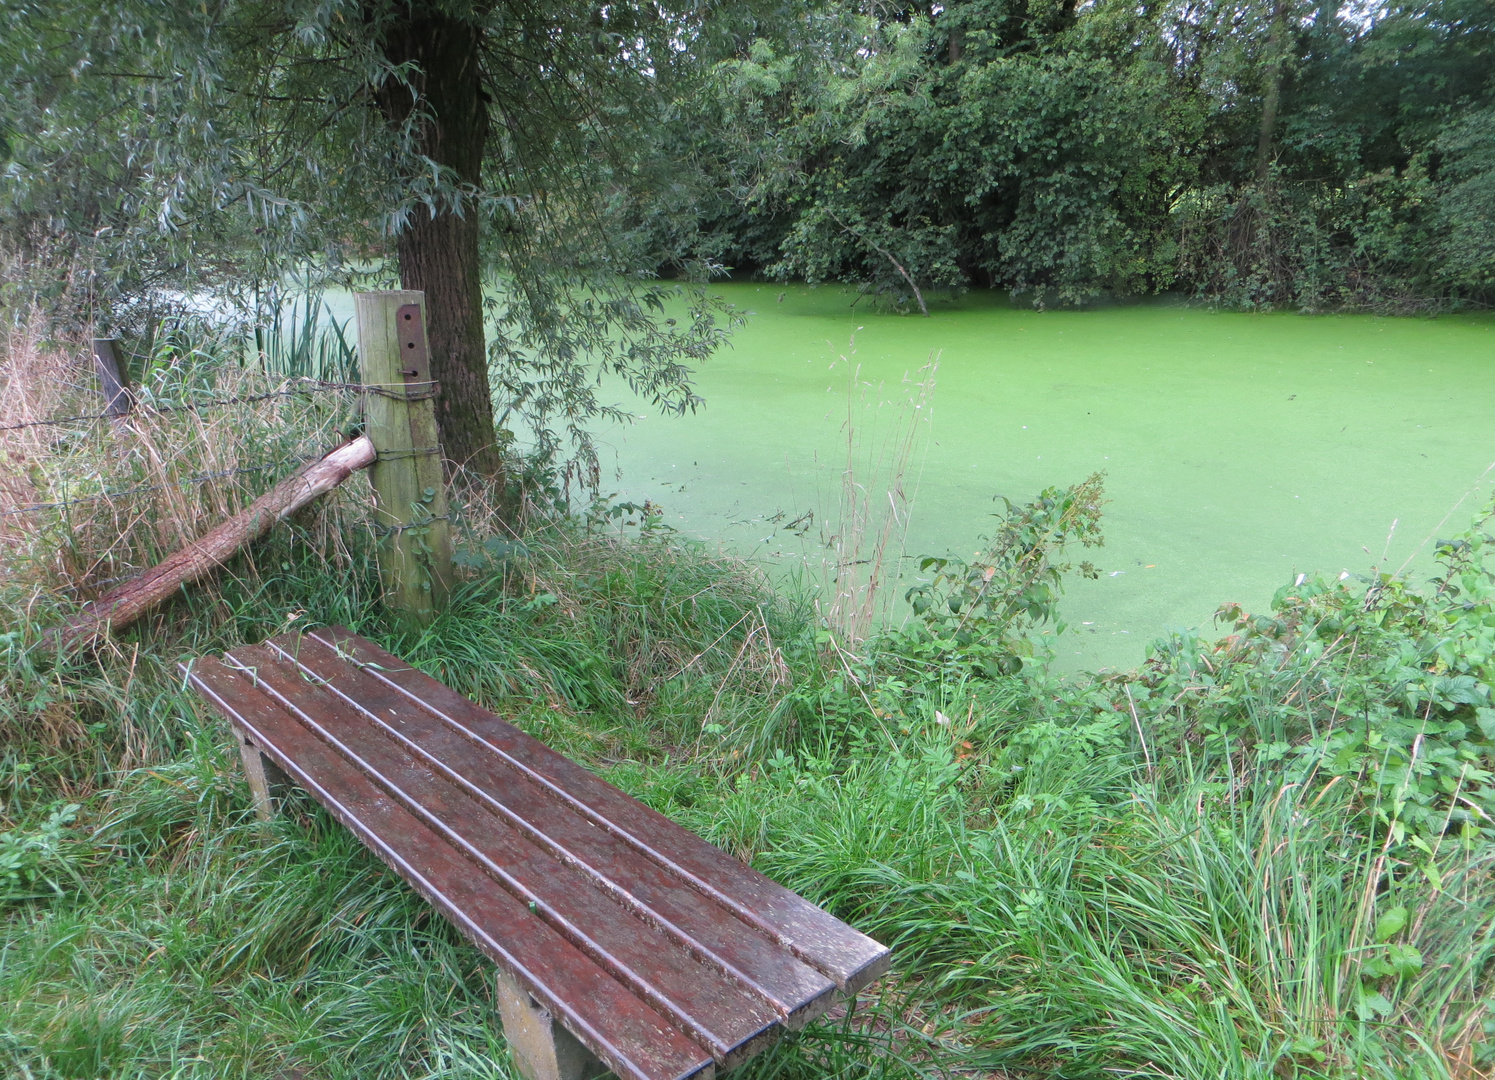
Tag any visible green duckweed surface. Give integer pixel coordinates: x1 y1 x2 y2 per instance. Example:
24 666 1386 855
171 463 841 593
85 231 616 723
597 284 1495 670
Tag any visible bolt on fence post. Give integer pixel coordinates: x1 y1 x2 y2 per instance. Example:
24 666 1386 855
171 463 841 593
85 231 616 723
354 291 452 625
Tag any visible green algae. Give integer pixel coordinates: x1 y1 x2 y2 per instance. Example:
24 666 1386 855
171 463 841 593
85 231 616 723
599 284 1495 671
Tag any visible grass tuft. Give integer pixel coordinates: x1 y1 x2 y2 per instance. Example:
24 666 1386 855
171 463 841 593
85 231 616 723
3 318 1493 1080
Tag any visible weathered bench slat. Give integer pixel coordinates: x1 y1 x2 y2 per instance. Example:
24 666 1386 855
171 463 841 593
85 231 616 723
189 629 893 1080
269 633 840 1026
229 644 782 1067
189 656 716 1080
309 626 892 994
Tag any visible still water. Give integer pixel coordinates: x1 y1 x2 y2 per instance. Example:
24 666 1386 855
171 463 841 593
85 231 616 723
591 285 1495 671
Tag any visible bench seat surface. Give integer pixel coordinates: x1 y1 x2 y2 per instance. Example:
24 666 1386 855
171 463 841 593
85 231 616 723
186 628 889 1080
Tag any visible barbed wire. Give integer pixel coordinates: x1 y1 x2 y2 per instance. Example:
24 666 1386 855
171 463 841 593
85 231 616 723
1 454 319 518
0 378 426 434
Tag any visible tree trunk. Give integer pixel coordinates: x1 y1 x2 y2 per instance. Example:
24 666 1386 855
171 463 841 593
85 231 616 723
375 7 506 483
1254 0 1288 183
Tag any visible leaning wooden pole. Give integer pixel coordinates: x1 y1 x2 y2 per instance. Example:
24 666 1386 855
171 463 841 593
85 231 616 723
60 437 376 651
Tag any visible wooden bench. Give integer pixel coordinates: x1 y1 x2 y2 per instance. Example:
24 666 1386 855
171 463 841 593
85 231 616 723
183 627 890 1080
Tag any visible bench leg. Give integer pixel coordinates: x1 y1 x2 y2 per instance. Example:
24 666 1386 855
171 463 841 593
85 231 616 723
233 725 294 821
495 969 609 1080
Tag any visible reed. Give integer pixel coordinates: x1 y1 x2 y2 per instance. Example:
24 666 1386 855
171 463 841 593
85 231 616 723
814 347 937 646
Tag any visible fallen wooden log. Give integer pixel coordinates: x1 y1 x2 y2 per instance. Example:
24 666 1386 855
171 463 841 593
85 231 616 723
60 436 376 651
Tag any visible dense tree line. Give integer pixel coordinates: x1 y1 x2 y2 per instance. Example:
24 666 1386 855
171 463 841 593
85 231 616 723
2 0 1489 478
622 0 1495 311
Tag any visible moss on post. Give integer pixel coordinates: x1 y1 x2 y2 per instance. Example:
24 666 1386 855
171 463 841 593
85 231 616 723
355 291 453 625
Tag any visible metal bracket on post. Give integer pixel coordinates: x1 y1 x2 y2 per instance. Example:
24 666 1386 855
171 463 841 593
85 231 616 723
396 303 428 376
354 291 453 626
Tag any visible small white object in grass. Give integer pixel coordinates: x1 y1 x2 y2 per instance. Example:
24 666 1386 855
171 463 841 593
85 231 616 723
935 710 951 726
1295 573 1307 586
1340 570 1351 580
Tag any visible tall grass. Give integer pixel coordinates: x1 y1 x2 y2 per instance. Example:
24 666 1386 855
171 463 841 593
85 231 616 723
664 697 1492 1079
3 314 1491 1080
1 311 368 612
1 310 381 806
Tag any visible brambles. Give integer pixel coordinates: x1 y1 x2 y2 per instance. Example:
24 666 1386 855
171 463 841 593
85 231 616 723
1114 500 1495 861
895 472 1105 678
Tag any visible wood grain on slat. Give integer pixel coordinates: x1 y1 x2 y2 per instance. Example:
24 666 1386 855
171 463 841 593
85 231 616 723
273 633 839 1028
311 627 892 993
227 644 781 1069
185 656 714 1080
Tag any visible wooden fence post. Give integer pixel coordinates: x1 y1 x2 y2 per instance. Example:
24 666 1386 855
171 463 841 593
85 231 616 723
354 291 452 625
92 338 133 418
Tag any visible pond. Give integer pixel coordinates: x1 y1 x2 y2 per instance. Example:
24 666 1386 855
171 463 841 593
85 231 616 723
594 284 1495 671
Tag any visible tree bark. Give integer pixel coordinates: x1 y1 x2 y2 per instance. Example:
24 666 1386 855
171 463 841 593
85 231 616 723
375 6 506 483
1254 0 1288 183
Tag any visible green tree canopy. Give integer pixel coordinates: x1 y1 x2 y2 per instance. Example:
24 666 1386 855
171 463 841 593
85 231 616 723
619 0 1495 311
0 0 754 479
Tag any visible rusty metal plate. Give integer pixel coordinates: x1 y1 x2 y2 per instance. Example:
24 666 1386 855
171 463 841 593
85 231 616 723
395 303 428 381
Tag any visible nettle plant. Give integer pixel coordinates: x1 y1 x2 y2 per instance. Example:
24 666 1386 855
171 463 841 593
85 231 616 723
895 473 1105 678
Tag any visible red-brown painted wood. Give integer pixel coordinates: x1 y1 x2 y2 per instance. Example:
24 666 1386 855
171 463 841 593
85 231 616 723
269 634 839 1025
187 655 714 1080
185 628 892 1079
311 627 891 994
227 644 781 1068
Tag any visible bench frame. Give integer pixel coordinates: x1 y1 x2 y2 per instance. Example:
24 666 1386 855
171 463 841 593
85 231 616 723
194 629 890 1080
234 724 294 822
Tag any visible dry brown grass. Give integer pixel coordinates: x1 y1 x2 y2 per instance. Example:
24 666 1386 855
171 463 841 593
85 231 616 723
0 310 75 545
0 310 369 629
814 351 937 645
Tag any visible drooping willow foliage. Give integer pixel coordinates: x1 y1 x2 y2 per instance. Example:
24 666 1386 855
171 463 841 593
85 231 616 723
0 0 752 474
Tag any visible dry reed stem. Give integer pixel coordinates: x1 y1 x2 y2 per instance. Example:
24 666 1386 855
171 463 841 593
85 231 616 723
816 352 938 645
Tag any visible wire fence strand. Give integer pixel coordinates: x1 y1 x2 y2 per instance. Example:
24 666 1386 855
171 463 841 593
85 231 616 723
1 455 320 518
0 378 424 434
